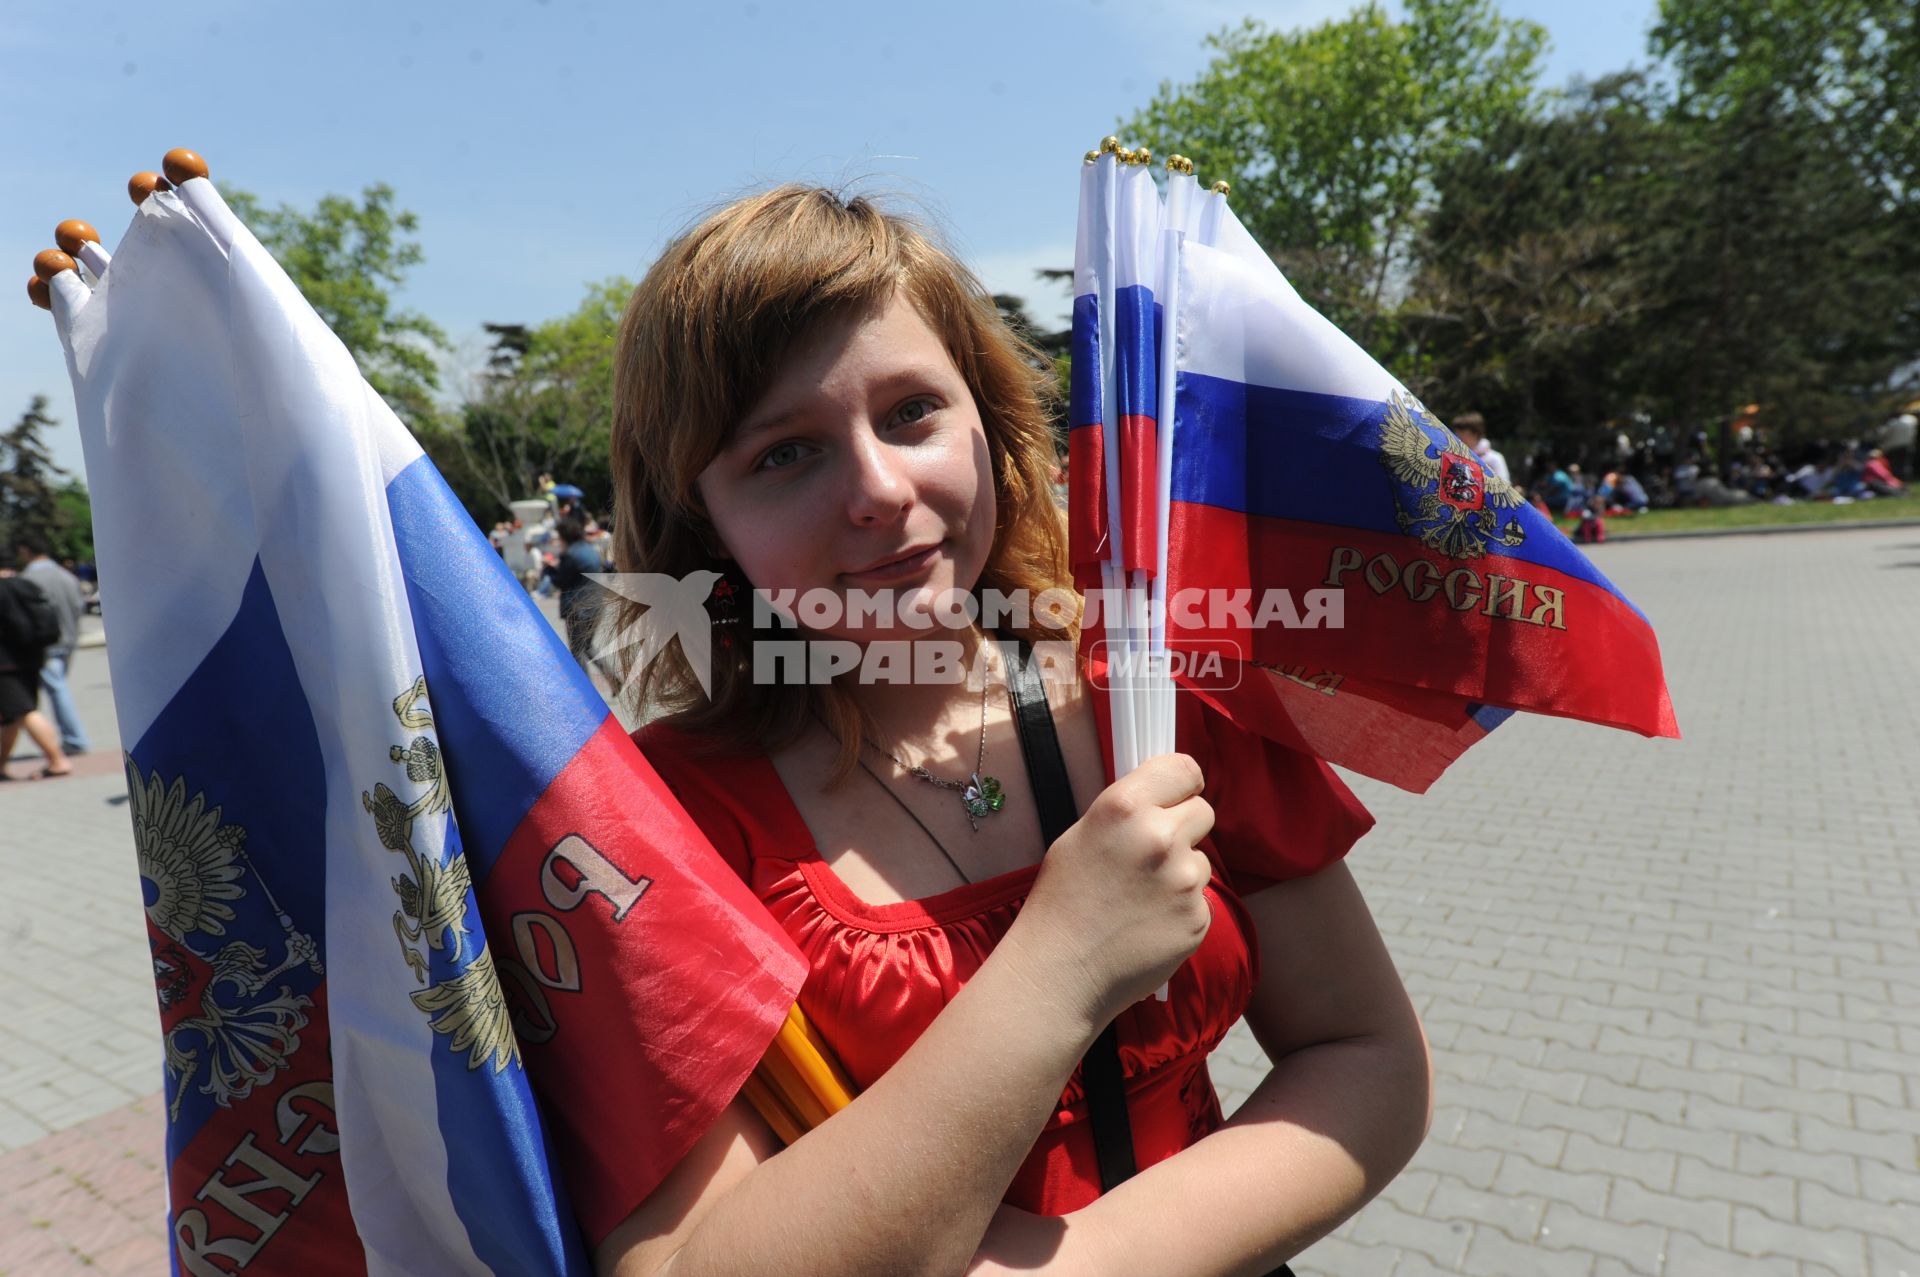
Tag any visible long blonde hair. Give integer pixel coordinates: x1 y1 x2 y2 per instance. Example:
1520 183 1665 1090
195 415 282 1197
607 185 1074 779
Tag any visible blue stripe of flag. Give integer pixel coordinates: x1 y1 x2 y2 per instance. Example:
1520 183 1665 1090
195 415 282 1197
1069 293 1101 430
419 815 588 1273
1172 371 1640 617
1112 285 1158 422
382 455 607 883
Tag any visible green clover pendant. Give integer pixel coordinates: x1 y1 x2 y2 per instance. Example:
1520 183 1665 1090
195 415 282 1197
962 773 1005 822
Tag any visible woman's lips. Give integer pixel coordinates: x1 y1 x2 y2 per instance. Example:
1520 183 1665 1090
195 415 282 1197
843 542 941 583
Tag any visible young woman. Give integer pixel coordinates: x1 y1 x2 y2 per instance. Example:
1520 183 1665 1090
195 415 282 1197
593 186 1432 1277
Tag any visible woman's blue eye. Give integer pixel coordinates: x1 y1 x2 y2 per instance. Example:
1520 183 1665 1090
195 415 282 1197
894 398 937 427
758 441 808 471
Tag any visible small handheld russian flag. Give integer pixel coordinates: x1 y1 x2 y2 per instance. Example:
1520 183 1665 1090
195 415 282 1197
1071 143 1677 793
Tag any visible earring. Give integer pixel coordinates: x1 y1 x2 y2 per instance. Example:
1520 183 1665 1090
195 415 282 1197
708 570 744 649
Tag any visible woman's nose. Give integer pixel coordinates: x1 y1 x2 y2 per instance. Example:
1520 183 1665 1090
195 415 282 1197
844 429 911 525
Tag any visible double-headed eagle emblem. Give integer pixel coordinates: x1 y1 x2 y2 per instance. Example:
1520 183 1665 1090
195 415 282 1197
361 676 518 1074
130 759 318 1120
1376 390 1527 559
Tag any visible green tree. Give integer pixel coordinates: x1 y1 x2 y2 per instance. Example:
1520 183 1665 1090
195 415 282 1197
1126 0 1547 353
227 184 449 426
1403 74 1667 453
0 397 71 553
49 480 93 564
1647 0 1920 453
435 279 631 521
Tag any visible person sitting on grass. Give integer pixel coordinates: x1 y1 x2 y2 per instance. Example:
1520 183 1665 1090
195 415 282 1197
1863 449 1907 497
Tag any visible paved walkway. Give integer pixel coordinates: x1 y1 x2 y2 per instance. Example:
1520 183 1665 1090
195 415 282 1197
3 528 1916 1274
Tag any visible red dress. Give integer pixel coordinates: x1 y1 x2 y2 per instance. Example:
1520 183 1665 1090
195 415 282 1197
634 691 1372 1215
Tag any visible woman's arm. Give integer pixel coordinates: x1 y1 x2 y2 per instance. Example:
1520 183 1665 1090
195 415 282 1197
598 932 1102 1277
596 755 1222 1277
1054 863 1433 1277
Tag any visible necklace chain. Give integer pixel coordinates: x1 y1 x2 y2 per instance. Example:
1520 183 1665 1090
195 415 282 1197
864 657 1005 831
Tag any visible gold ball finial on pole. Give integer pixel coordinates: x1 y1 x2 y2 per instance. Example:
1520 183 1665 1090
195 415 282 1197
54 220 100 256
1085 149 1100 163
129 172 172 205
1134 147 1152 166
1210 179 1231 196
27 276 51 310
33 249 77 282
1099 136 1120 155
162 148 209 186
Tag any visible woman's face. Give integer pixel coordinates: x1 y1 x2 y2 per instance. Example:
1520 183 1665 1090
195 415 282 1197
695 289 997 644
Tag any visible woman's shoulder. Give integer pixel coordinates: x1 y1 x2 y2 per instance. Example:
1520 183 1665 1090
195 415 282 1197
631 719 783 879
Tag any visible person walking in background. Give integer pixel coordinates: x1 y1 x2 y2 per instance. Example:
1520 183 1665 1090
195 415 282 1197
544 513 607 668
0 563 73 780
17 535 89 755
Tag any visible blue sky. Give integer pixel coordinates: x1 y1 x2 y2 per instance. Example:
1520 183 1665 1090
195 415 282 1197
3 0 1658 478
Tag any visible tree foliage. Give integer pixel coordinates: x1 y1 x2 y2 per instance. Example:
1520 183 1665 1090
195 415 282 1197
1127 0 1546 351
428 279 632 521
227 184 449 426
1125 0 1919 469
1 396 89 560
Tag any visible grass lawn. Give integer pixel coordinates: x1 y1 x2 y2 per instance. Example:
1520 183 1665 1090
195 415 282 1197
1557 497 1920 538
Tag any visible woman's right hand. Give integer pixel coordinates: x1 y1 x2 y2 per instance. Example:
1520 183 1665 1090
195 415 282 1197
1006 754 1216 1028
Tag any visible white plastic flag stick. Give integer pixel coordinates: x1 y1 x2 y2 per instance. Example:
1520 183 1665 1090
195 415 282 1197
1147 165 1198 760
1112 159 1166 774
1094 154 1141 777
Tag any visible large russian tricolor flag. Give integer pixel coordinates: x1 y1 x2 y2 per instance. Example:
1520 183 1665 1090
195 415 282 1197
1164 191 1676 790
44 170 805 1273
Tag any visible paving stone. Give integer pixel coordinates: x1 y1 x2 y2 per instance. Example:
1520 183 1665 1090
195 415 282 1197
1519 1092 1628 1145
1579 1076 1687 1124
1288 1233 1404 1277
1673 1154 1797 1221
1858 1158 1920 1209
1482 1056 1587 1105
1793 1114 1916 1168
1606 1175 1731 1248
1865 1231 1920 1277
1738 1076 1855 1126
1796 1181 1916 1240
1632 1058 1742 1106
1456 1111 1569 1167
1409 1139 1502 1192
1377 1167 1440 1216
1621 1112 1734 1165
1351 1199 1471 1271
1536 1203 1667 1272
1492 1154 1612 1218
1426 1177 1546 1243
1731 1204 1868 1272
1854 1097 1920 1140
1734 1135 1861 1195
1559 1133 1677 1194
1682 1094 1798 1144
1663 1229 1797 1276
1461 1225 1596 1277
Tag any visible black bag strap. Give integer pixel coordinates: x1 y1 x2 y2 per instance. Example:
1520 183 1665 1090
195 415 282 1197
997 636 1138 1192
997 638 1298 1277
